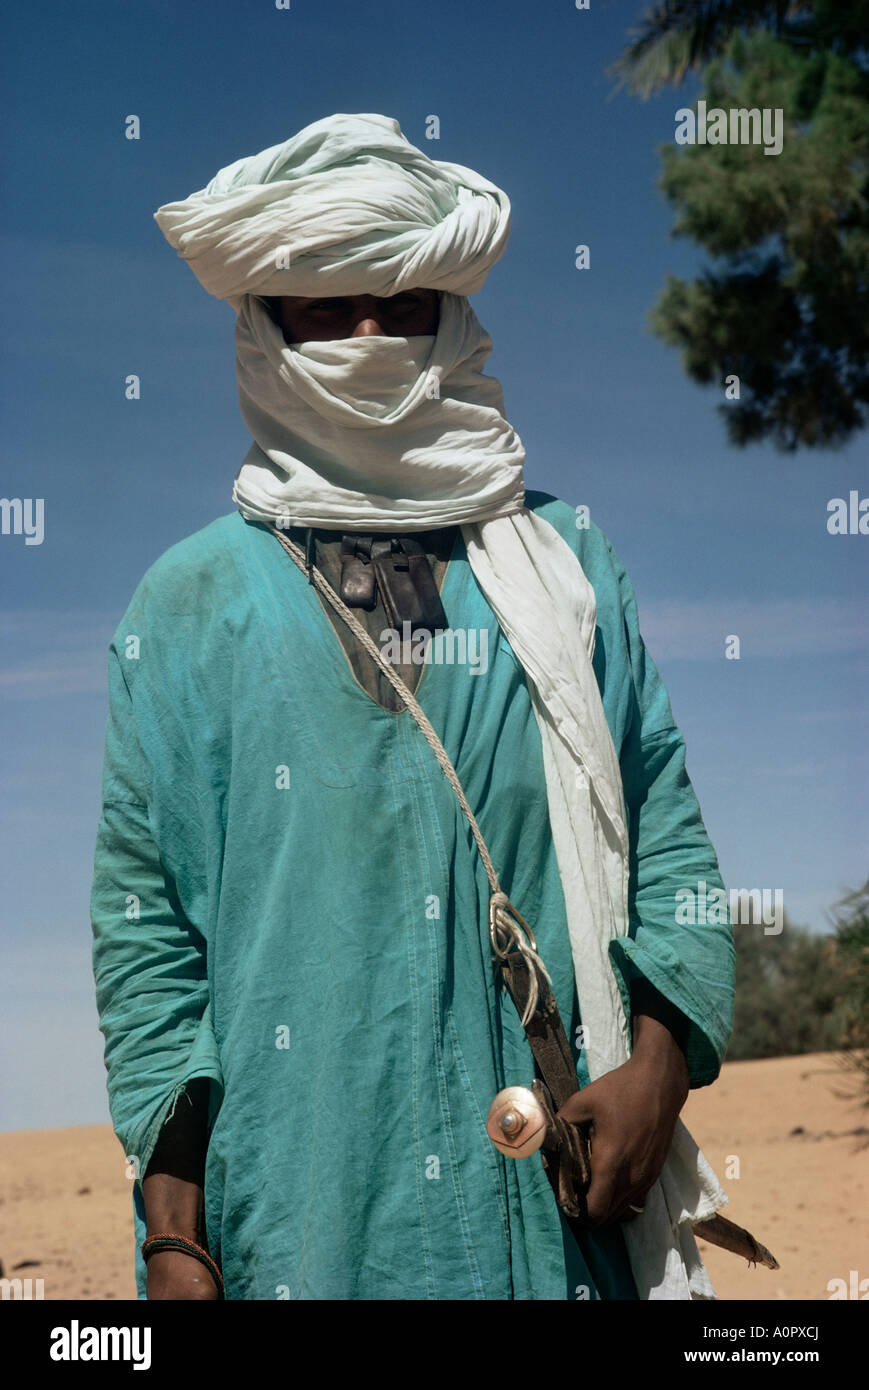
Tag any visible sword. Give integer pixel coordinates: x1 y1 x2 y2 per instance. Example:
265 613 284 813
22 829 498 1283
487 898 779 1271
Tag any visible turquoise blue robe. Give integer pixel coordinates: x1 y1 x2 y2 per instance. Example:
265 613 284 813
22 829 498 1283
90 491 734 1300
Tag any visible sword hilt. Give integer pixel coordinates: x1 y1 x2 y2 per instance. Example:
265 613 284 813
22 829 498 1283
486 1081 592 1220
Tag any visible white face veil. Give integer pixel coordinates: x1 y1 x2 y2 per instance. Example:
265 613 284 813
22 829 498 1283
230 289 527 530
154 112 726 1299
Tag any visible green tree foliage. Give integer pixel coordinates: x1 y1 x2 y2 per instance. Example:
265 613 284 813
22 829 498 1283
726 882 869 1070
650 31 869 448
613 3 869 448
727 912 846 1059
612 1 799 97
612 1 869 98
829 880 869 1107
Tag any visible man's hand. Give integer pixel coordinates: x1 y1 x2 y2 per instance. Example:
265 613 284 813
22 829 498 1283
555 992 690 1228
146 1248 220 1301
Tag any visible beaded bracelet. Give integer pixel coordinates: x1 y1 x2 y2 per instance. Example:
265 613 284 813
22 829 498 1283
142 1233 225 1298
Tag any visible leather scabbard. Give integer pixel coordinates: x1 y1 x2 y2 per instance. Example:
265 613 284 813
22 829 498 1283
498 946 780 1270
499 951 592 1221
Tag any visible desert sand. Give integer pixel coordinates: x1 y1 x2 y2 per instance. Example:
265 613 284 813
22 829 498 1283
0 1052 865 1301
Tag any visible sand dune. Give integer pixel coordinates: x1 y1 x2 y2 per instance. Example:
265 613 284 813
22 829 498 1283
1 1052 865 1300
682 1052 867 1300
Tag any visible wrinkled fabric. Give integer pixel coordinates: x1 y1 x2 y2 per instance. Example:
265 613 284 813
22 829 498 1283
91 493 734 1300
153 112 511 306
232 292 526 529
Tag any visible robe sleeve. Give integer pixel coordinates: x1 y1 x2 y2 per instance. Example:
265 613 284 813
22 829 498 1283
90 638 224 1190
603 541 735 1088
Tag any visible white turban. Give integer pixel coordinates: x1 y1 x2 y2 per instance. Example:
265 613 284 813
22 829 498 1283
154 112 511 305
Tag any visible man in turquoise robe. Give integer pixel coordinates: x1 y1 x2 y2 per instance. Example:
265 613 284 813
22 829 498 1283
91 467 733 1300
91 121 734 1301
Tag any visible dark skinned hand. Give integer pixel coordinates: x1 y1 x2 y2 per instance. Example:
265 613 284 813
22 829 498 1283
555 1004 690 1228
145 1248 220 1300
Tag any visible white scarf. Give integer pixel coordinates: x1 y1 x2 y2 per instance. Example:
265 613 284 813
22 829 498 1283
155 113 726 1299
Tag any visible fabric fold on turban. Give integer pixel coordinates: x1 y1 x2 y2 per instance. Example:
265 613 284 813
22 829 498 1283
154 112 511 307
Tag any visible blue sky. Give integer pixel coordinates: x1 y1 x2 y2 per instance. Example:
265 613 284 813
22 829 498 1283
1 0 866 1131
